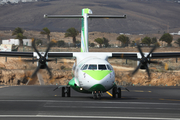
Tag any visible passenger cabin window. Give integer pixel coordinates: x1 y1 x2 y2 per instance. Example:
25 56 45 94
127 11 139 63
98 64 107 70
106 65 112 70
81 64 88 70
88 64 97 70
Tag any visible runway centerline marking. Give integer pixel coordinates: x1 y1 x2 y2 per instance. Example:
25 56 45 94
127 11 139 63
0 115 178 120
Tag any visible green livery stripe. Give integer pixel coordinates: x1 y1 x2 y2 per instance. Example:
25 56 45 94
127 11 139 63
68 77 90 93
89 84 106 91
84 8 89 14
83 70 112 80
68 77 76 86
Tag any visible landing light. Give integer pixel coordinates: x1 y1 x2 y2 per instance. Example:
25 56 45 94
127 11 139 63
80 88 83 91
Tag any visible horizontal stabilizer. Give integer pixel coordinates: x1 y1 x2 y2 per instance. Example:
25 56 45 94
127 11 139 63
89 15 126 18
44 14 126 19
44 15 83 18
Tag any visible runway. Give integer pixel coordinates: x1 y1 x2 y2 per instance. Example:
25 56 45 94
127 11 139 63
0 85 180 120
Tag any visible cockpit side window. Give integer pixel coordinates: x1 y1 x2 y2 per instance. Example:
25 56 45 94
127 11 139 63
106 64 112 70
88 64 97 70
81 64 88 70
98 64 107 70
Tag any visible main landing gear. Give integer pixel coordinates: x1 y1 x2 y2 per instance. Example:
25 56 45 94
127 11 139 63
62 86 71 97
92 91 102 99
112 87 121 98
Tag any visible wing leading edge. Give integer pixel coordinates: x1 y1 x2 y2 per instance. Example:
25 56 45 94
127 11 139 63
111 52 180 59
0 51 180 59
0 51 73 58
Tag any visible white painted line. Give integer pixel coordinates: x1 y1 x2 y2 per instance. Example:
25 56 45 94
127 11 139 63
0 100 179 105
0 86 9 89
43 105 180 110
0 115 179 120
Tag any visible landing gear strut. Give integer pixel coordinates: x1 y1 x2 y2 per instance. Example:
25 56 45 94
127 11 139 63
92 91 102 99
62 86 71 97
112 87 121 98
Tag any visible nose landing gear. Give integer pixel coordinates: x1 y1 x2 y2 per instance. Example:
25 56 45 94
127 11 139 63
92 91 102 99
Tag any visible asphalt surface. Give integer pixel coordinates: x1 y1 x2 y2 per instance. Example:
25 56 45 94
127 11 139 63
0 85 180 120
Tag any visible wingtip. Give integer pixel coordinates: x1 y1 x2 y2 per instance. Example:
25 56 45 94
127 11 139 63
44 14 47 18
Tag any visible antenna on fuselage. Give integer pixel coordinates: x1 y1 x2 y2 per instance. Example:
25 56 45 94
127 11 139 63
44 8 126 52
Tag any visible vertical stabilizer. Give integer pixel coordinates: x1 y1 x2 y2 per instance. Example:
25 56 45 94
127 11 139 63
81 8 92 52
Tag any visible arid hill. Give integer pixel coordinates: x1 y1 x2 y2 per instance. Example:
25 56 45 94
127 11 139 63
0 0 180 34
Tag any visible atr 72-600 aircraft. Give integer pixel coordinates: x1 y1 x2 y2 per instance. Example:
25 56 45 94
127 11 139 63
0 8 180 99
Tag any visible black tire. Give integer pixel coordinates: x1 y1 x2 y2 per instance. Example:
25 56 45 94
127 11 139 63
112 87 117 98
93 91 97 99
93 94 97 99
67 87 71 97
62 87 65 97
118 88 121 98
97 93 101 100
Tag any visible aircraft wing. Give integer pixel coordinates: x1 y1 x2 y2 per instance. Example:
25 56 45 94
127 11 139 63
111 52 180 59
0 51 33 57
0 51 74 58
151 52 180 59
0 51 180 59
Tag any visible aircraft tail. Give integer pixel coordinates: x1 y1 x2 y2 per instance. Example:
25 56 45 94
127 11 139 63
81 8 92 52
44 9 126 53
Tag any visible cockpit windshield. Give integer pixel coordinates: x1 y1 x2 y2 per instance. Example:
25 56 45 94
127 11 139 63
98 64 107 70
106 64 112 70
81 64 113 70
81 64 88 70
88 64 97 70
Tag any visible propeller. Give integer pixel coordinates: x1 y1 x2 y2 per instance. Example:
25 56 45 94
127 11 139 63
127 45 164 80
23 39 56 79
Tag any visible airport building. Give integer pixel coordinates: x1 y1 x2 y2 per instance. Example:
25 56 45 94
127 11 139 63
0 0 38 4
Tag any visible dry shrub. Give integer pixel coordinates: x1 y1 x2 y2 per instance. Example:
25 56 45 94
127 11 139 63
115 69 180 86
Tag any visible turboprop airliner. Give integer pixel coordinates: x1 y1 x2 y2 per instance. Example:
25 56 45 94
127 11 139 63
1 8 180 99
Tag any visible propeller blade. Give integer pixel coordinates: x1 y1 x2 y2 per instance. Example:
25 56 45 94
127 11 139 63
125 57 141 61
132 63 141 76
148 61 159 64
148 60 163 65
137 45 144 58
44 42 53 57
30 63 41 78
46 58 57 62
22 59 38 62
32 39 42 58
45 64 52 79
145 64 151 80
147 46 156 58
